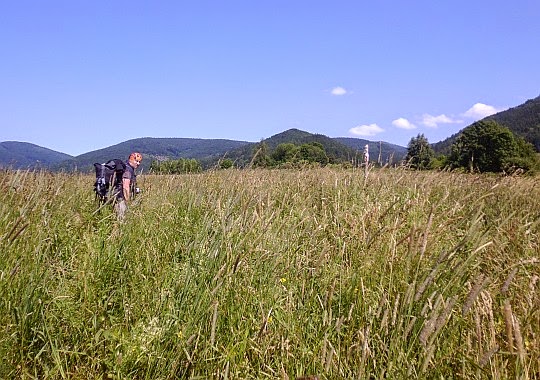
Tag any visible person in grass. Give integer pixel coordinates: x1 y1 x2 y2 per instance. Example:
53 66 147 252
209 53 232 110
115 152 142 220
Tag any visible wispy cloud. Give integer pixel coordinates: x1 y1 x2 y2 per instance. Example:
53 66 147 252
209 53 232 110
331 86 347 96
392 117 416 130
350 102 504 138
349 123 384 137
421 114 461 128
463 103 503 119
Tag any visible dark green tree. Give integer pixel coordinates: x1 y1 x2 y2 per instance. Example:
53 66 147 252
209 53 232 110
501 135 540 173
271 143 299 163
150 158 201 174
298 142 329 165
449 120 520 172
251 141 272 168
405 134 435 169
219 158 234 169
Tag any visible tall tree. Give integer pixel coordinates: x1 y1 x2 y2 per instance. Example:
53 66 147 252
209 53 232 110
271 143 299 163
405 134 435 169
298 142 329 165
251 141 272 168
449 120 519 172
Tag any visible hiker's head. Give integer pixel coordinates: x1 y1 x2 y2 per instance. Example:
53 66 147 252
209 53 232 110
129 152 142 166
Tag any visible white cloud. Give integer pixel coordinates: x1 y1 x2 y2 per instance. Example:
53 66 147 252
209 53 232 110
331 86 347 96
421 114 461 128
392 117 416 130
349 123 384 136
463 103 502 119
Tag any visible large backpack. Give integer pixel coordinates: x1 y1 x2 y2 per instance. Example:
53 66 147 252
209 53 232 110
93 159 126 202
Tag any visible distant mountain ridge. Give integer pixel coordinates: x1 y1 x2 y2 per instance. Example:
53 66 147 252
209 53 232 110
54 137 251 171
219 129 406 167
0 141 73 169
0 130 406 171
3 94 539 170
487 96 540 150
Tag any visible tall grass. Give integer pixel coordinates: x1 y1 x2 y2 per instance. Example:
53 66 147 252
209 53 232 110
1 167 538 379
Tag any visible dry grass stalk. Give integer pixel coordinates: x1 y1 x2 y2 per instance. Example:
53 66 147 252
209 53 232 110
391 293 400 326
407 224 417 258
527 275 539 309
325 280 336 309
402 316 417 341
480 291 497 348
421 344 436 374
502 300 514 353
419 207 434 259
347 302 355 322
421 291 438 317
512 314 525 363
325 342 335 373
375 293 387 319
415 267 438 302
403 282 415 308
335 316 344 333
462 273 489 316
501 267 518 294
320 334 327 367
479 344 499 368
222 361 230 380
380 308 389 334
280 366 289 380
419 295 443 346
474 309 483 354
433 296 457 336
357 327 370 380
5 215 23 240
210 301 219 347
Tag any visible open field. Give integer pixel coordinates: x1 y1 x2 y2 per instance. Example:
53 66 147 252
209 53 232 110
1 168 539 379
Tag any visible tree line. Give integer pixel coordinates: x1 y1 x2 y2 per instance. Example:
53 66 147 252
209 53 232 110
150 120 539 174
405 120 539 174
251 141 330 168
149 158 202 174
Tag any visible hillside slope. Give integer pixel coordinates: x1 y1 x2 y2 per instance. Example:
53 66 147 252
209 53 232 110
197 129 349 167
487 96 540 150
433 95 540 154
55 137 251 171
0 141 73 169
1 130 409 171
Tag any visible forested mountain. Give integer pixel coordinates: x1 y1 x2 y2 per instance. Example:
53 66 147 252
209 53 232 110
6 93 539 171
487 96 540 150
0 141 73 169
205 129 406 167
1 130 406 170
433 95 540 154
55 137 250 171
218 129 359 167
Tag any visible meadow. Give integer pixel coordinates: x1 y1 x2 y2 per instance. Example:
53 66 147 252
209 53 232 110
1 167 539 379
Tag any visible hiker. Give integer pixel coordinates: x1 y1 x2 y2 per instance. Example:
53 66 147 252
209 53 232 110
115 152 142 220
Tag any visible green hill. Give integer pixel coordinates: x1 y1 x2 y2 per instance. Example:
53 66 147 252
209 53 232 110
0 130 409 171
0 141 73 169
55 137 251 172
210 129 386 167
487 96 540 150
3 96 539 170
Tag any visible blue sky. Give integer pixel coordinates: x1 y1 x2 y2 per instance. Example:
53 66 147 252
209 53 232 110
1 1 539 156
